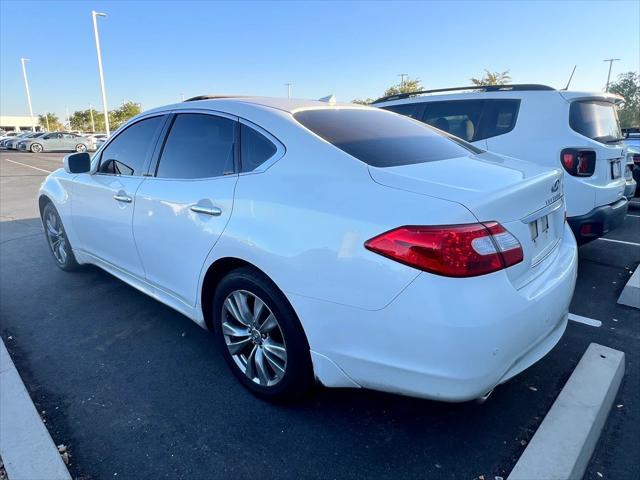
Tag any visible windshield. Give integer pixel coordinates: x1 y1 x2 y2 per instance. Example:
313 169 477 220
294 108 478 168
569 100 622 143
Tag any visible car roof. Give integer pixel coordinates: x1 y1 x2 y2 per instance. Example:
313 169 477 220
373 85 624 106
147 96 369 115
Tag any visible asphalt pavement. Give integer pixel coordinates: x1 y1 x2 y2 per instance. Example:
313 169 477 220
1 151 638 480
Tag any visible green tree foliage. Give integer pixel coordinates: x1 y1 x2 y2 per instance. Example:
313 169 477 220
470 70 511 86
352 76 423 104
609 72 640 128
38 113 63 131
67 101 142 132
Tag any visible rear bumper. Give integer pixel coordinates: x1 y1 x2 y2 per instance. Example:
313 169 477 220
624 179 637 199
567 198 628 244
292 223 578 402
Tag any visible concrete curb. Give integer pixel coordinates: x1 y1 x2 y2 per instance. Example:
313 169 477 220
617 264 640 309
0 338 71 480
508 343 625 480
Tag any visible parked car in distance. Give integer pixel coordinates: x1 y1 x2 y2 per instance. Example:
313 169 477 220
19 132 90 153
627 147 640 197
0 130 30 148
374 85 629 244
38 97 578 402
84 133 108 151
623 128 640 150
5 131 45 150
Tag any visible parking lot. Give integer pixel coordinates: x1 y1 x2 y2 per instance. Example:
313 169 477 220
0 150 638 479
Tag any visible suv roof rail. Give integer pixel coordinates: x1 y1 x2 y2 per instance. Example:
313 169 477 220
371 84 556 104
184 95 249 102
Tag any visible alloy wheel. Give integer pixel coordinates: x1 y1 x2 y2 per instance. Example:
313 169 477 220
31 143 42 153
222 290 287 386
45 209 68 265
76 144 87 152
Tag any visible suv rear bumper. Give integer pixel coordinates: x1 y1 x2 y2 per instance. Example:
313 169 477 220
567 198 628 244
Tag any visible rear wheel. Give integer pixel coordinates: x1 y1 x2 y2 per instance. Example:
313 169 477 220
30 143 43 153
75 144 87 153
42 203 79 271
212 267 313 400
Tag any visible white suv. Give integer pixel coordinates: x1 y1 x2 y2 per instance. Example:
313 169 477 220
374 85 629 244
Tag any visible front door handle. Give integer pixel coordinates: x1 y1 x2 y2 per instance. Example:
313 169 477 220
113 194 132 203
190 205 222 216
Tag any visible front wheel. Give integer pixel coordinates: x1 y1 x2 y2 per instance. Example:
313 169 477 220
75 144 87 153
42 203 79 271
212 267 313 401
30 143 43 153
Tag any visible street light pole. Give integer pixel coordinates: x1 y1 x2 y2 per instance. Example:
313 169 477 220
66 106 71 131
20 58 36 131
603 58 620 92
92 10 110 136
44 114 50 131
89 104 95 132
397 73 408 88
285 82 293 98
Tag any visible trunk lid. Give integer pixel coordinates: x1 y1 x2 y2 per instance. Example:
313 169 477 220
368 152 566 288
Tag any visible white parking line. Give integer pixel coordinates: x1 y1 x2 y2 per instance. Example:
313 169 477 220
568 313 602 327
597 238 640 247
3 158 53 174
627 214 640 218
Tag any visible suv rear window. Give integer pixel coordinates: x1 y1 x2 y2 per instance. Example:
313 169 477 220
569 101 622 143
294 108 475 168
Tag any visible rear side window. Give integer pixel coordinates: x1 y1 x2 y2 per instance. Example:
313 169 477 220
382 103 421 119
99 116 164 176
482 100 520 138
240 124 277 172
569 101 622 143
422 100 485 142
156 113 236 179
294 108 473 168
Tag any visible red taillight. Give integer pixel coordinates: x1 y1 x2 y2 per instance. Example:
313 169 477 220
561 149 596 177
364 222 523 278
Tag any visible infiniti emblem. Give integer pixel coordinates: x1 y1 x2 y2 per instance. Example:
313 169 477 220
551 179 560 193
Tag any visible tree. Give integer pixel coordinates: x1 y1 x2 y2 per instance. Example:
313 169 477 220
609 72 640 128
470 70 511 86
66 101 142 133
352 76 423 105
110 101 142 130
38 113 63 131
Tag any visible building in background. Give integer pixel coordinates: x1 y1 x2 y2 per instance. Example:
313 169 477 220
0 115 41 132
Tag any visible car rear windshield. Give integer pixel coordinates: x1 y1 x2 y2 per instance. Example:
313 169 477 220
293 108 477 168
569 100 622 143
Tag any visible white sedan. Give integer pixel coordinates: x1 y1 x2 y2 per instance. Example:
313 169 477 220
38 97 578 402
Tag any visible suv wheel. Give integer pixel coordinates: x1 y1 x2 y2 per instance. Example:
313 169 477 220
212 267 313 400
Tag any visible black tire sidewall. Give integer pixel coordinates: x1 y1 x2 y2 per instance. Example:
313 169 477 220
31 143 42 153
42 203 79 271
212 267 313 400
76 144 86 152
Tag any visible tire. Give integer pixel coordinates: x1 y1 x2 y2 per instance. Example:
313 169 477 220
42 202 80 271
30 143 43 153
212 267 313 401
75 144 87 153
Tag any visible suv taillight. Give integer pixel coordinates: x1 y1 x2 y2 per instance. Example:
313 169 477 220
561 149 596 176
364 222 523 278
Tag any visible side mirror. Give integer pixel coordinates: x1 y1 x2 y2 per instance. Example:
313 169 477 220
64 152 91 174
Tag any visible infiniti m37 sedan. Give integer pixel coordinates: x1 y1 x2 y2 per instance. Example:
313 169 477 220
38 97 578 401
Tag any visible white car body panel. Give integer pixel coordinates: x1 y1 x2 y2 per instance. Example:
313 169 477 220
38 97 578 401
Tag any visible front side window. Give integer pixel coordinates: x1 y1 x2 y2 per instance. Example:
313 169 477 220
422 100 485 142
569 100 622 143
294 108 473 168
98 116 164 176
156 113 236 179
240 124 277 172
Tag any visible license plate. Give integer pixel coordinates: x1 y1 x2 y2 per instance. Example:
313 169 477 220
611 160 621 179
529 214 550 241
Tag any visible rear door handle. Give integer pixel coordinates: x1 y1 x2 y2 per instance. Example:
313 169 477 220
113 194 132 203
190 205 222 216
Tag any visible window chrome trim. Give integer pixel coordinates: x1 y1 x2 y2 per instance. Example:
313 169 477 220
237 118 286 175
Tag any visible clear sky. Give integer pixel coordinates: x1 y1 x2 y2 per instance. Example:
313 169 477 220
1 0 638 120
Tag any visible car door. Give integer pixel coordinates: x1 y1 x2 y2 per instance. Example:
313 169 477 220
133 111 239 306
71 115 167 278
45 133 64 151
